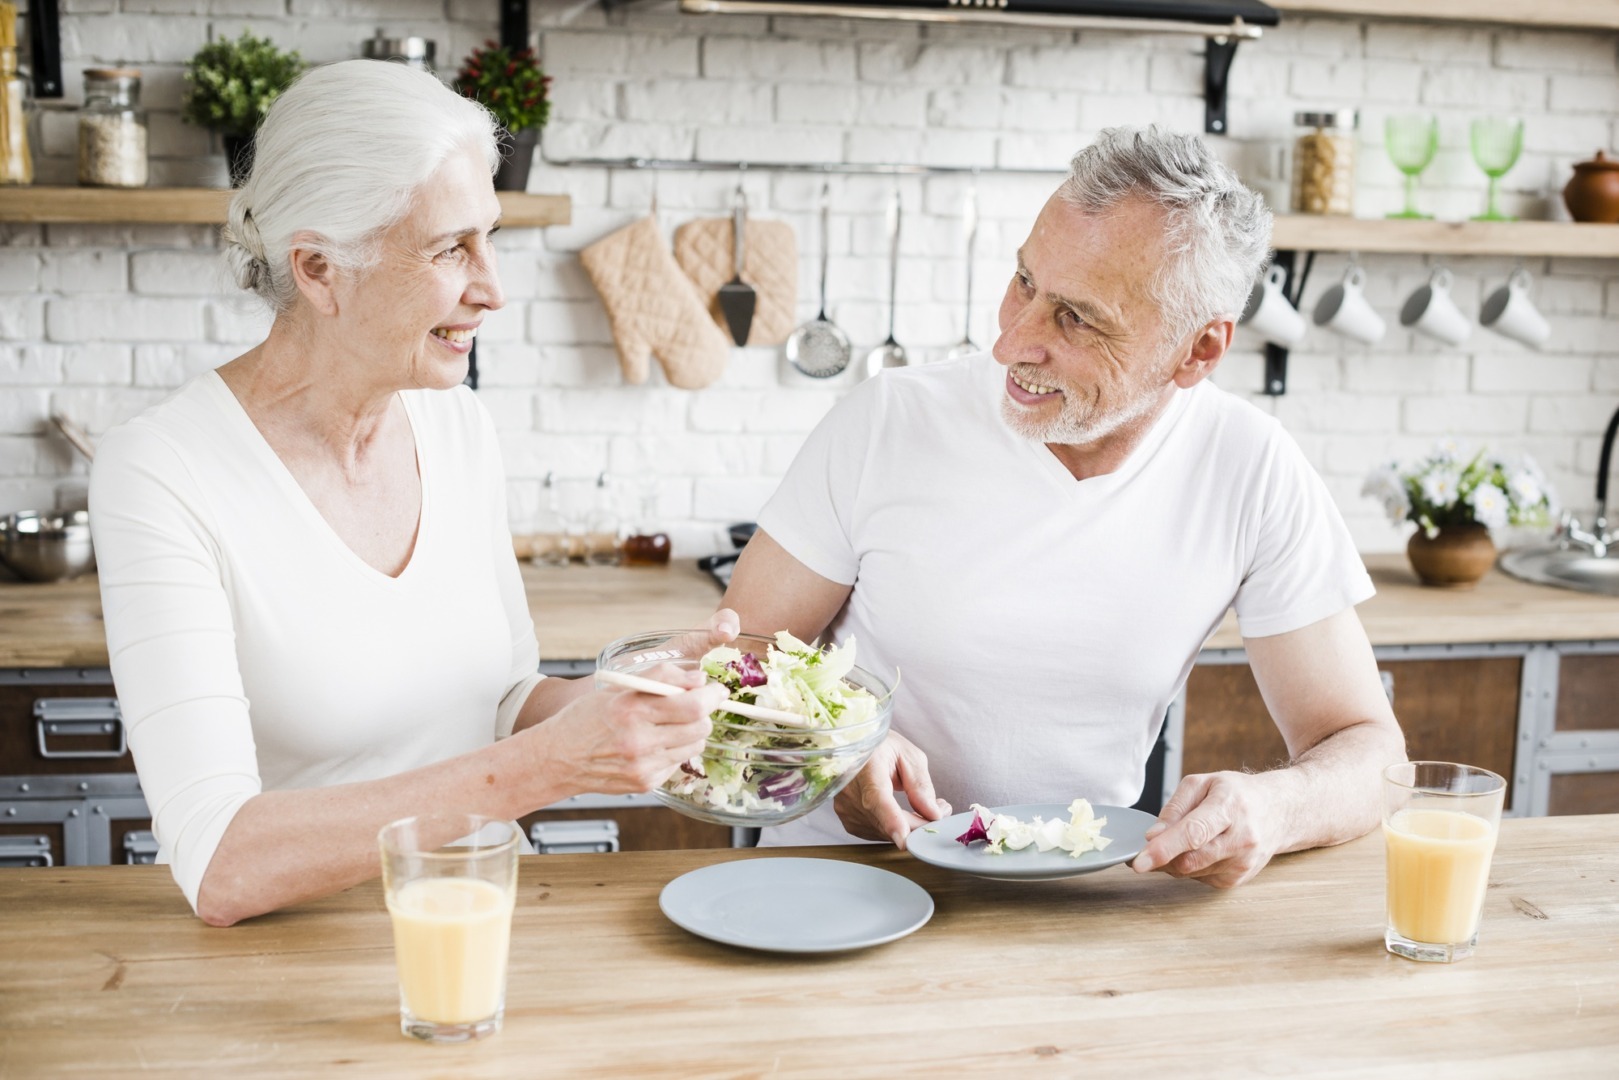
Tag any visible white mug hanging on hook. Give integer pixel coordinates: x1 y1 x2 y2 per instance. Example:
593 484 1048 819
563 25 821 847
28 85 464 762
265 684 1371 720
1480 268 1550 349
1399 268 1471 347
1240 265 1307 348
1313 264 1386 346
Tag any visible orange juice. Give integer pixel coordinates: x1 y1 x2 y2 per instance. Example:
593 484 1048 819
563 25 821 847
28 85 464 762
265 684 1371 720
387 877 514 1024
1383 808 1497 944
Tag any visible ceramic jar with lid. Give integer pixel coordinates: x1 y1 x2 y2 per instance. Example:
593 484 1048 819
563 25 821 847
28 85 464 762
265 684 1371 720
1292 109 1357 216
1563 151 1619 224
78 68 147 187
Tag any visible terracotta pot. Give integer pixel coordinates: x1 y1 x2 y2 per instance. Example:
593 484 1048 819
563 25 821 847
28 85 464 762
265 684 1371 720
1406 524 1496 589
1562 150 1619 224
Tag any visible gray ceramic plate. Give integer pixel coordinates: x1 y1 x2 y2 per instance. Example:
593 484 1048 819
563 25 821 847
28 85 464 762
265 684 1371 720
907 803 1157 881
659 857 934 954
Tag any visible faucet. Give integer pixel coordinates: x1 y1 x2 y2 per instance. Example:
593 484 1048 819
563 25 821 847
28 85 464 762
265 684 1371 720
1557 402 1619 559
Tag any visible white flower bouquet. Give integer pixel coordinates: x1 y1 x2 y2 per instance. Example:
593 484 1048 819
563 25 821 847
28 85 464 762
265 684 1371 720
1363 440 1556 539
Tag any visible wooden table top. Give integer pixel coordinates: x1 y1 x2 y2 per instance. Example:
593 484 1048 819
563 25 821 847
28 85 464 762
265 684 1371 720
2 553 1616 669
1 815 1615 1078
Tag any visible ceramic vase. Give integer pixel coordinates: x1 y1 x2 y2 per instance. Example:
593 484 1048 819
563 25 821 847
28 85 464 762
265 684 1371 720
1563 151 1619 224
1407 524 1496 589
222 133 254 189
494 128 537 192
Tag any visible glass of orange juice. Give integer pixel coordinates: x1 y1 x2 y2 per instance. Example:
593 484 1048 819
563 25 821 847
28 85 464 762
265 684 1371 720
379 814 520 1042
1382 762 1506 963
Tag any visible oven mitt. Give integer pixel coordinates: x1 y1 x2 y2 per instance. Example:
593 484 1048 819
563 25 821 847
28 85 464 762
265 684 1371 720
673 217 798 347
579 216 730 390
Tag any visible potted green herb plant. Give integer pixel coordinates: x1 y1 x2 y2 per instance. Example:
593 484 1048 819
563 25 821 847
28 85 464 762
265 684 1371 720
453 41 551 192
182 30 305 188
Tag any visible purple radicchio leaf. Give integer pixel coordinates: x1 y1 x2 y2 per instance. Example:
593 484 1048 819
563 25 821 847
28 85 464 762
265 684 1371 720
955 810 991 847
755 771 808 804
727 652 767 688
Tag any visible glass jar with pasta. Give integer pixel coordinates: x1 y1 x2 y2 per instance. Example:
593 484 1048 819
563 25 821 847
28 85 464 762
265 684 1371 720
1291 109 1357 216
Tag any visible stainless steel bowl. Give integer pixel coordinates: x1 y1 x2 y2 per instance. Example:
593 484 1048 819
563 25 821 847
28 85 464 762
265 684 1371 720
0 510 96 582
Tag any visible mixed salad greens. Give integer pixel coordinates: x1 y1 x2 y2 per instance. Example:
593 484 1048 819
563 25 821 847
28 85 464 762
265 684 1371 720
661 632 883 818
956 800 1112 858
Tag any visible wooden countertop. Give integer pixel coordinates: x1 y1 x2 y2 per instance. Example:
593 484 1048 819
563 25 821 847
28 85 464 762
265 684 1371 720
2 553 1616 669
2 815 1615 1077
0 561 724 670
1205 553 1619 650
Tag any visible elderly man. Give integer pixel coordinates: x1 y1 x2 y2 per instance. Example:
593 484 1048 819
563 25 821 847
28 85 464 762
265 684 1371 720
721 126 1406 888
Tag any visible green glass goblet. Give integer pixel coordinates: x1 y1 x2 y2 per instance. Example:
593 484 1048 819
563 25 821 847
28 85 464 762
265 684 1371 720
1470 116 1524 222
1385 114 1439 219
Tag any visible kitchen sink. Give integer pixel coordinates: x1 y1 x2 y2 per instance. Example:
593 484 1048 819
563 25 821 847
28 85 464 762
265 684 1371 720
1500 545 1619 597
1501 402 1619 598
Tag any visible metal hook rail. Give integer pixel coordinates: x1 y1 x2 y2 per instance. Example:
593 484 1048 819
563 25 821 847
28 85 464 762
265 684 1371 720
539 154 1068 177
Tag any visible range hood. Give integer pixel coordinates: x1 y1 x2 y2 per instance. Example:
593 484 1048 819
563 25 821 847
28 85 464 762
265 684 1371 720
674 0 1279 38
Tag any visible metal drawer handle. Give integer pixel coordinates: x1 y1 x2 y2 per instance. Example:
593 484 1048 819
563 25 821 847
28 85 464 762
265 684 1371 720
529 819 620 855
0 835 54 868
34 698 126 759
124 829 159 865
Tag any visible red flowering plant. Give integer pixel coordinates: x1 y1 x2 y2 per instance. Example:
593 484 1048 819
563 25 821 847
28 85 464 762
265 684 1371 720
453 41 552 135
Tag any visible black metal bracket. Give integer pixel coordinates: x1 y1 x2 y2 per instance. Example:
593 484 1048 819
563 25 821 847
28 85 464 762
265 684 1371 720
500 0 530 51
1204 35 1239 136
26 0 64 100
1261 249 1313 397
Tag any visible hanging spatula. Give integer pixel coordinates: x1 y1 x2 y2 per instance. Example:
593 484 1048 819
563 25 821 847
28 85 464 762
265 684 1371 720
717 182 757 346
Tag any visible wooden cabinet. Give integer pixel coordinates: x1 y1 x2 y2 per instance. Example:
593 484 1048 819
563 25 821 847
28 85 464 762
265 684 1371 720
1182 656 1523 808
0 672 151 867
1544 651 1619 816
519 803 731 854
1 668 735 865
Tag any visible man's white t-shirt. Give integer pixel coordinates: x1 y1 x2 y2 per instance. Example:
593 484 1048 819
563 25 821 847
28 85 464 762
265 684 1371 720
89 372 544 910
756 354 1373 847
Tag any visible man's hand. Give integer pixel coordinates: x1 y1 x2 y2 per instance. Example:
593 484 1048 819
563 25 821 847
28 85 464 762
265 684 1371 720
1130 770 1291 889
833 732 951 849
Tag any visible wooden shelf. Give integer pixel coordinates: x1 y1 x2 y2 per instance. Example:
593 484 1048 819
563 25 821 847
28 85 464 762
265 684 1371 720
0 187 571 227
1270 215 1619 258
1274 0 1619 30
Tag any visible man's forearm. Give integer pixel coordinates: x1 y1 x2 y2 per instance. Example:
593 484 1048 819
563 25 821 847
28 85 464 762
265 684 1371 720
1270 718 1408 855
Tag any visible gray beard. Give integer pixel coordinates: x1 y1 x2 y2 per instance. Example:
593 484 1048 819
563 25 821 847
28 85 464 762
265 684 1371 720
999 379 1164 448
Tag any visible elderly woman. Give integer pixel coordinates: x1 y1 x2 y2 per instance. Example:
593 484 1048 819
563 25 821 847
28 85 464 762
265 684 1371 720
89 61 730 926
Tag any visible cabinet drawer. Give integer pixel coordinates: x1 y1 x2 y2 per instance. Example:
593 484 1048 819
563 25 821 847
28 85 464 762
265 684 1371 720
1182 657 1521 806
518 804 730 853
0 682 133 776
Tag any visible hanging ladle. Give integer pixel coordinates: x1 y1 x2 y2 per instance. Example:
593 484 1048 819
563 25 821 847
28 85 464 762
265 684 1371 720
864 189 907 377
784 180 852 379
946 181 980 361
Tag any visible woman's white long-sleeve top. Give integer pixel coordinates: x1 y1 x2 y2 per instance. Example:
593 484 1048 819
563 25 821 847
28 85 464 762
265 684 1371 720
89 372 544 911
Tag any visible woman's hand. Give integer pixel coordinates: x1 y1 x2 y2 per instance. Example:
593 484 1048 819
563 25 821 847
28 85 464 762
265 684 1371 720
526 663 726 796
833 732 951 849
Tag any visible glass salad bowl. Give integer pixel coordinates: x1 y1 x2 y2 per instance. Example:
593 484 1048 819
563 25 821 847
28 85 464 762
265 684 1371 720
595 630 894 828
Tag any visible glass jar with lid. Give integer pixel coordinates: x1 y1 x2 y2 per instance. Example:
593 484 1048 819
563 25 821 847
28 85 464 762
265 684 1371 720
78 68 147 188
1291 109 1357 216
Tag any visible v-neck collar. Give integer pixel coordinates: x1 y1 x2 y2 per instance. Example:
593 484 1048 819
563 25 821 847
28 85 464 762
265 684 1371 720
203 370 430 587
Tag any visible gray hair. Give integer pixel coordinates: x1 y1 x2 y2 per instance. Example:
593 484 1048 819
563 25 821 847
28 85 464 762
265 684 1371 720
1058 126 1272 345
222 60 501 313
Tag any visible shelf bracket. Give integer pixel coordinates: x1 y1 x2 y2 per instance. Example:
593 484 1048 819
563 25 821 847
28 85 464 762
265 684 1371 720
26 0 64 99
1261 249 1313 397
500 0 529 50
1204 35 1239 136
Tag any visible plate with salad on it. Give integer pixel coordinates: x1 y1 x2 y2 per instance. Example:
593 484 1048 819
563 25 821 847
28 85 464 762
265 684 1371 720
906 800 1158 881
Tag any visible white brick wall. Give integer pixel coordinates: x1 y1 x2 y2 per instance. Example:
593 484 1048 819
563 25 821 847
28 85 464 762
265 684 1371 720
2 1 1616 557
